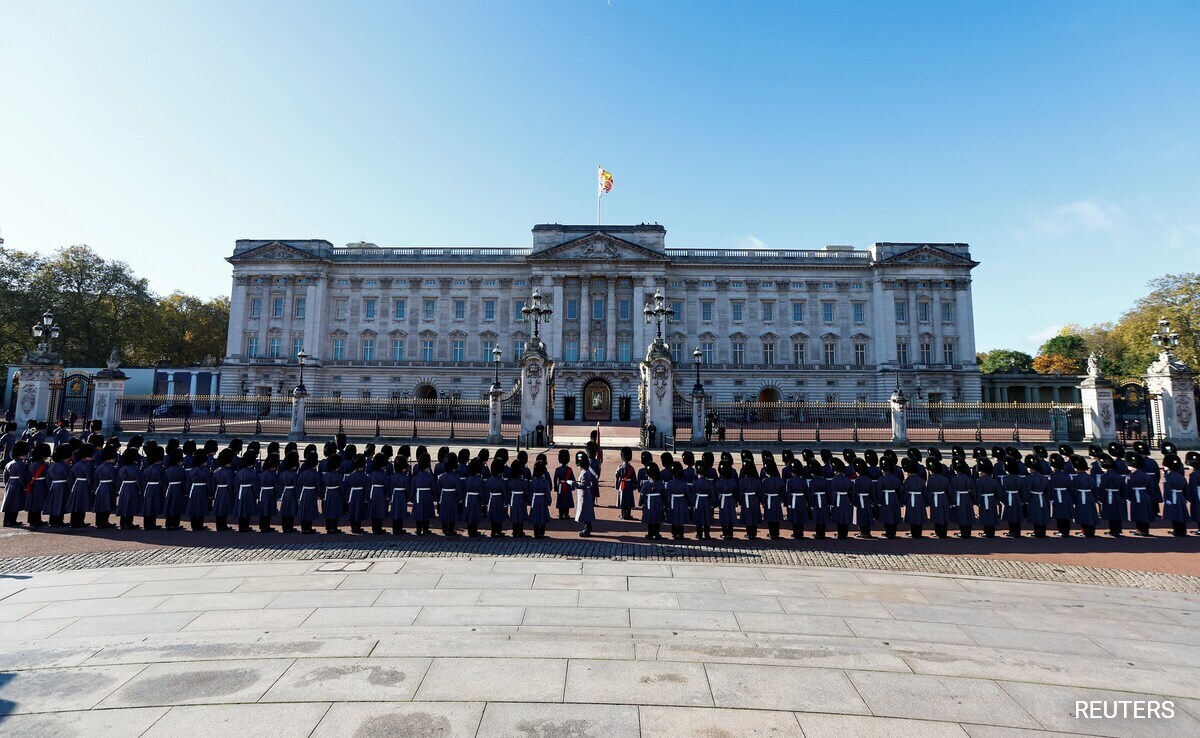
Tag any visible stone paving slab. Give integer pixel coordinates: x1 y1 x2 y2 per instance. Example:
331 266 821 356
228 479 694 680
6 538 1200 592
2 555 1200 736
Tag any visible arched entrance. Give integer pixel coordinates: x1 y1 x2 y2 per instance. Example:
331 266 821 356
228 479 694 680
758 386 781 421
582 378 612 421
414 383 437 400
414 383 438 418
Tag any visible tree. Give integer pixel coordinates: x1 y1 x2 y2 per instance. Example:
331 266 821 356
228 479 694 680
1037 332 1087 363
27 245 157 366
0 245 46 366
130 292 231 367
1032 354 1080 375
978 349 1033 374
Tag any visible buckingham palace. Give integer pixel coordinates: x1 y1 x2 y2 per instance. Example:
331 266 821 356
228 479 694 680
221 223 981 421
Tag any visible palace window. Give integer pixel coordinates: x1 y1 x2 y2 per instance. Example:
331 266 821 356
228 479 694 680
484 279 497 287
453 279 466 286
268 337 280 358
762 341 776 365
566 300 579 320
854 342 866 366
701 342 714 365
453 299 465 320
514 299 526 321
942 301 954 323
619 299 631 321
423 299 436 320
245 336 258 357
364 298 377 320
618 339 632 362
918 301 931 323
701 280 714 288
564 340 579 363
894 301 907 323
701 301 714 322
592 298 605 320
484 299 496 320
334 299 348 320
792 340 806 365
852 303 865 323
732 342 745 365
332 339 345 361
671 280 683 289
481 339 494 360
670 343 683 364
823 342 837 365
896 340 909 365
513 341 525 361
393 298 406 320
920 341 933 364
452 339 464 362
821 301 835 323
421 340 434 361
792 301 805 322
594 343 607 362
249 297 262 318
391 339 405 361
271 297 284 319
294 297 306 318
424 279 437 286
365 279 378 287
761 301 774 322
731 302 744 322
362 338 375 362
943 342 956 364
291 337 303 359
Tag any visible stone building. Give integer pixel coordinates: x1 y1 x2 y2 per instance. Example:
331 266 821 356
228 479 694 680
222 224 981 421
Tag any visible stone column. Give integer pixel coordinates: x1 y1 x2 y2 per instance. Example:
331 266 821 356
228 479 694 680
579 279 591 363
605 277 617 362
1146 352 1199 446
1079 374 1116 444
551 276 565 361
632 280 645 357
889 387 908 446
640 341 673 448
302 281 319 361
487 384 504 444
90 356 128 436
14 362 64 428
166 373 176 398
691 389 707 446
289 385 308 441
225 275 248 359
520 340 553 436
188 372 199 399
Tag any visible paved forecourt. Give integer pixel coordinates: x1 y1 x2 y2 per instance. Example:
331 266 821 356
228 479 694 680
2 556 1199 736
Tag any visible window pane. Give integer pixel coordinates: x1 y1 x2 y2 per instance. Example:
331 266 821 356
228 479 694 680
365 299 376 320
592 299 605 320
423 299 436 320
942 301 954 322
762 302 774 322
618 340 631 362
422 340 434 361
392 340 405 360
918 302 930 322
701 301 713 322
484 300 496 320
295 297 306 318
619 300 630 321
362 339 375 361
701 342 714 364
822 302 834 323
895 301 906 322
792 302 804 322
394 299 406 320
853 303 864 323
567 300 578 320
454 300 465 320
732 302 743 322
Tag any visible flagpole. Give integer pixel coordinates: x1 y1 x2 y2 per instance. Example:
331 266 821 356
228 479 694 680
596 165 601 226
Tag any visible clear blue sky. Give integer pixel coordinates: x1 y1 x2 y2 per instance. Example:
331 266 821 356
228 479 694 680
2 1 1197 353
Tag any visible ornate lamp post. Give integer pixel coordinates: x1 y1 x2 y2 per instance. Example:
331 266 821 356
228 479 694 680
692 347 704 394
521 289 553 346
1151 317 1181 356
643 288 674 345
491 346 503 391
295 349 308 394
30 310 62 361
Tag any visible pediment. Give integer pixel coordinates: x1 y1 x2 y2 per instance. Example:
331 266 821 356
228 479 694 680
880 245 977 267
230 242 326 263
528 232 670 263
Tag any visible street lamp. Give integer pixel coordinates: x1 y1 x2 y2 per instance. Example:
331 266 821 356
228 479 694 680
643 288 674 343
1151 317 1181 356
295 349 308 394
521 289 553 341
491 346 503 391
239 377 248 396
31 309 62 358
692 347 704 394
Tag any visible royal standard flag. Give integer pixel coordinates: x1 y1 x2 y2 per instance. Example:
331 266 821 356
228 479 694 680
599 168 614 195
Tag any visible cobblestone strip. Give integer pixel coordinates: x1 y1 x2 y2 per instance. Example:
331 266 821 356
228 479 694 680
2 539 1199 593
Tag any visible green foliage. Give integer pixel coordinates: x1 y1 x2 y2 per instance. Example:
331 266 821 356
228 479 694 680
1 243 228 369
978 349 1033 374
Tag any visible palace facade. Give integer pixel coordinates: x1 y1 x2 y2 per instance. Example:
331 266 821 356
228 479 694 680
222 224 981 420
